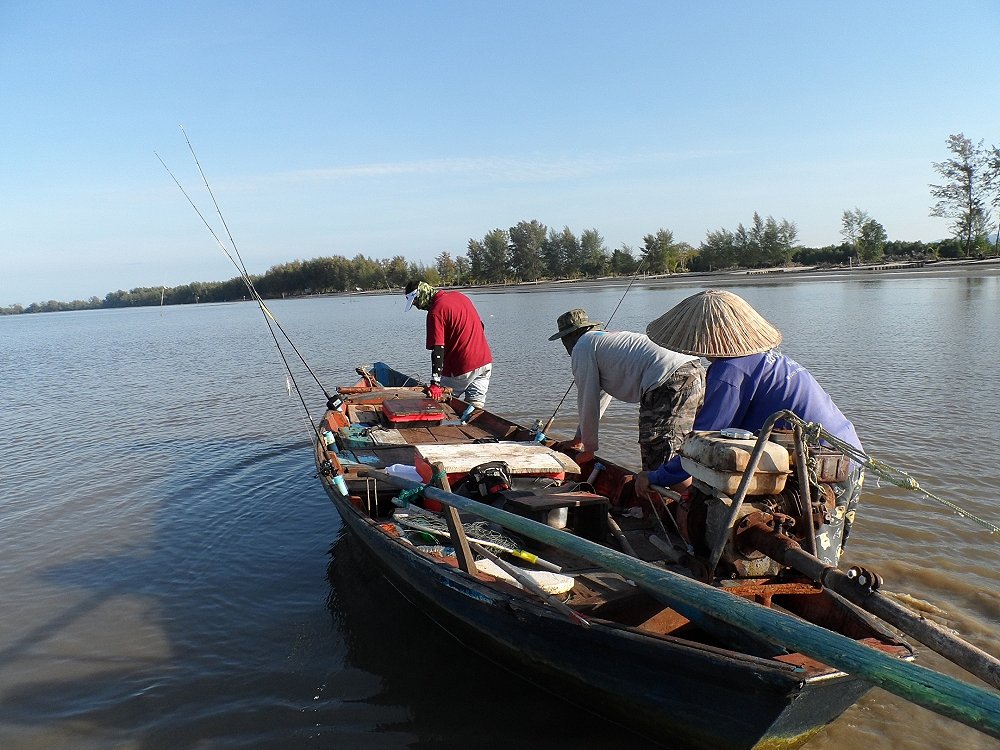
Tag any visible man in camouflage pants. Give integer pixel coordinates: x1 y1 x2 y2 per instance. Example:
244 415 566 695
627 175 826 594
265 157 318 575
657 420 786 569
549 308 706 470
636 361 705 470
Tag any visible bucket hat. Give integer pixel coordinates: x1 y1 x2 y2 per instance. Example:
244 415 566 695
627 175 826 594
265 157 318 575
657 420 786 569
549 309 604 341
646 289 782 357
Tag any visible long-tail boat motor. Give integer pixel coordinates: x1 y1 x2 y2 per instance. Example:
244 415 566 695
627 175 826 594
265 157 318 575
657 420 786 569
674 429 852 577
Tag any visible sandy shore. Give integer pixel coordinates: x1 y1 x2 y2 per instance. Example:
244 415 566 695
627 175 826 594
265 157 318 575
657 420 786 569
464 256 1000 295
336 256 1000 300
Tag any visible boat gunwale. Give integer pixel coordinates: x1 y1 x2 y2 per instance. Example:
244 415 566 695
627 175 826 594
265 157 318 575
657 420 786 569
315 436 895 684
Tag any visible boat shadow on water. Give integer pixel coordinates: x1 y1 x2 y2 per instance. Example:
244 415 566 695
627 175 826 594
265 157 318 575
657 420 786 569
325 531 668 750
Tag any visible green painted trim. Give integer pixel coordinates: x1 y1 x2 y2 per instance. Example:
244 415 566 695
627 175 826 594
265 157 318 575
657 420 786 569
369 468 1000 740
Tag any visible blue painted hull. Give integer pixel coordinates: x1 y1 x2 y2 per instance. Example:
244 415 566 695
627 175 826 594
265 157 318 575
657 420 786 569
320 478 875 750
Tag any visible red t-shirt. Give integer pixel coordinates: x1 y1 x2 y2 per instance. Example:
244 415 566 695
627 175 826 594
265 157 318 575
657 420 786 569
425 291 493 376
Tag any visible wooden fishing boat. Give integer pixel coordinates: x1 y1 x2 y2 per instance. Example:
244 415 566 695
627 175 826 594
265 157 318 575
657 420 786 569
159 135 997 747
314 362 1000 750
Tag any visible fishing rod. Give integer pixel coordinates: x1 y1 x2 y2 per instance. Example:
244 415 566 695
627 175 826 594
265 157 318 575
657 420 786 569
540 258 647 434
156 151 315 414
156 132 340 459
177 126 335 403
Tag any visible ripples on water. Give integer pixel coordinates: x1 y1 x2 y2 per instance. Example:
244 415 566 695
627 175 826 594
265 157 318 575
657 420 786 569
2 270 999 749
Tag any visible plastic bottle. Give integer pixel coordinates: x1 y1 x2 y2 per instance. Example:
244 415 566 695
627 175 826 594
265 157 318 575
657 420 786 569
332 472 348 496
532 418 547 443
322 430 336 449
460 404 476 423
586 462 605 485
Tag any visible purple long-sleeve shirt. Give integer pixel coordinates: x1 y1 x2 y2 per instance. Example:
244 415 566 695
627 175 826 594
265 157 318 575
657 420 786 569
647 351 862 487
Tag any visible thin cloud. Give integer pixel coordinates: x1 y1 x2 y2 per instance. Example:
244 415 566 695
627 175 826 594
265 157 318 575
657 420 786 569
261 150 743 186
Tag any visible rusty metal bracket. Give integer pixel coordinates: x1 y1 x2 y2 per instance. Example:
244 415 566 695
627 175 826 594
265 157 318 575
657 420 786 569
845 565 883 595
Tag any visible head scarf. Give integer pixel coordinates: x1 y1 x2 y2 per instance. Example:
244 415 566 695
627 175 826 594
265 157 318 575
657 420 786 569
413 281 437 310
406 281 436 311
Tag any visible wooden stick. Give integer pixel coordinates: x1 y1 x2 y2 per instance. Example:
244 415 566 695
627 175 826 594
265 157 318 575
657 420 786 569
467 539 589 627
606 514 637 557
432 462 476 575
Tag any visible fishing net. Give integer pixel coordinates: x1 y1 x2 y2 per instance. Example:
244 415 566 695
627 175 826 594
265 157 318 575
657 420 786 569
393 505 525 557
393 507 576 596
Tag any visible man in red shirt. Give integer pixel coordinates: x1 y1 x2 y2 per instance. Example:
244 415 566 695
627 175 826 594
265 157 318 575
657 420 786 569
404 281 493 408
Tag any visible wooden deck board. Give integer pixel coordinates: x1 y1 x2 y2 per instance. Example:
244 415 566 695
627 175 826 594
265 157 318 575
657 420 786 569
414 442 581 475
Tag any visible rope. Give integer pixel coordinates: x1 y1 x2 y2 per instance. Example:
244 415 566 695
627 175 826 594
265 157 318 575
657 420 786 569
782 414 1000 537
394 485 424 507
390 469 448 508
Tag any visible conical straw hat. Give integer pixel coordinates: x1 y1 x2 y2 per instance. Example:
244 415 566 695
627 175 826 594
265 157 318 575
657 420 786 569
646 289 782 357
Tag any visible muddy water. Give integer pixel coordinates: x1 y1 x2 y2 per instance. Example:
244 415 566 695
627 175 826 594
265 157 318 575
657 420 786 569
2 267 998 749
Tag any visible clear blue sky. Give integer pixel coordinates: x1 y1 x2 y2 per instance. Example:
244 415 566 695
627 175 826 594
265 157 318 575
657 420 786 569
2 1 998 306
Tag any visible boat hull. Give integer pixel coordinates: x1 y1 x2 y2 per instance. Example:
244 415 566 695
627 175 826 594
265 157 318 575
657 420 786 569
321 480 874 750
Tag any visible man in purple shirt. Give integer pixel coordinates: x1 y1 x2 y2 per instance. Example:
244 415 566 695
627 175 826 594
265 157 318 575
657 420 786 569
636 289 865 559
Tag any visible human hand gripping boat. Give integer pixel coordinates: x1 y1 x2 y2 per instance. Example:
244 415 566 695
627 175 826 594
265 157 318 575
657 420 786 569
315 362 1000 750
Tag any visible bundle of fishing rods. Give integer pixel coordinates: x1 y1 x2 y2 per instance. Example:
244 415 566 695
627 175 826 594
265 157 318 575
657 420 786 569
156 128 336 449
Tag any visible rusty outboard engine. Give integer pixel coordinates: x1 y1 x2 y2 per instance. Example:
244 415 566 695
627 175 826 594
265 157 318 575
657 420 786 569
673 428 852 578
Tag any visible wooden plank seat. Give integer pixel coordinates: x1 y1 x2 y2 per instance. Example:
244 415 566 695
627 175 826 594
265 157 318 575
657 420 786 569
414 442 581 481
501 490 610 542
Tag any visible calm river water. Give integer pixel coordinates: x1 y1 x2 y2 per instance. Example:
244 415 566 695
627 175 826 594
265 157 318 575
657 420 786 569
3 267 1000 749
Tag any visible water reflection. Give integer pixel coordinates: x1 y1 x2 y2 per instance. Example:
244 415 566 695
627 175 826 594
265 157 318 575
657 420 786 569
325 533 666 750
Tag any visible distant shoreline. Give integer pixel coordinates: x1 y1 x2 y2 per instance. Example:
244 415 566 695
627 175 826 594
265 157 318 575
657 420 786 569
343 256 1000 299
16 257 997 312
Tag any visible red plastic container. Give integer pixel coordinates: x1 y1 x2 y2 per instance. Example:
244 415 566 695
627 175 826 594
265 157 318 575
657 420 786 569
380 397 445 424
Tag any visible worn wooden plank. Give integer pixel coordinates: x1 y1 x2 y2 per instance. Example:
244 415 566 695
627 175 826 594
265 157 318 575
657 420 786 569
638 607 692 636
434 462 476 575
414 441 581 475
443 505 476 574
368 428 408 445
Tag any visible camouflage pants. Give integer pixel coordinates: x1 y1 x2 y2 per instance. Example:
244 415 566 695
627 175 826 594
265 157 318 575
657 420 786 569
637 360 706 471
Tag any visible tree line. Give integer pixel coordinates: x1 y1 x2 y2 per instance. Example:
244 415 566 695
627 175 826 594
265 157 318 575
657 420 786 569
3 132 996 316
930 132 1000 256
